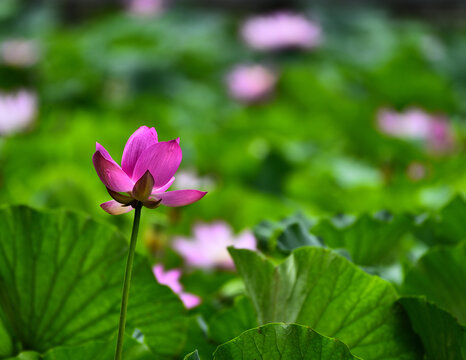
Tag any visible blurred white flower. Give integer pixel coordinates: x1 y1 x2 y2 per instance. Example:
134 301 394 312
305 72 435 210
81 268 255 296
241 12 322 51
173 221 256 270
227 65 277 103
173 169 215 191
0 90 37 136
1 39 39 67
127 0 164 16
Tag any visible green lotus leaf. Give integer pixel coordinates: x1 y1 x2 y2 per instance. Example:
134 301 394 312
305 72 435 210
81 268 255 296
0 206 186 359
213 323 359 360
229 247 422 360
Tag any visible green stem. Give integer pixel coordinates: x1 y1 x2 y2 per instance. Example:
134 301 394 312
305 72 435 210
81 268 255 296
114 202 142 360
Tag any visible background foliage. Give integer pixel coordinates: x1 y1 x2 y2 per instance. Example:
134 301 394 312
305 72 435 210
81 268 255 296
0 0 464 359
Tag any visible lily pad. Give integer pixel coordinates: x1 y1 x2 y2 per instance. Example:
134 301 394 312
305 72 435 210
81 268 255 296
42 335 156 360
399 297 466 360
229 247 421 360
0 206 186 358
311 212 412 266
402 241 466 324
213 323 359 360
414 196 466 246
208 296 257 344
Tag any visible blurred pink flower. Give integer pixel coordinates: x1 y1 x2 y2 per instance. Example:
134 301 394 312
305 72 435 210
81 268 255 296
377 108 455 153
241 12 322 51
227 65 277 103
0 90 37 136
92 126 207 215
428 118 455 153
407 162 427 181
1 39 39 67
127 0 164 16
173 221 256 270
153 265 201 309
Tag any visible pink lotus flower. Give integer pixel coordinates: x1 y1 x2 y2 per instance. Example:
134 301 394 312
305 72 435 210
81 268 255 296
92 126 207 215
173 221 256 270
241 12 322 51
127 0 164 16
227 65 277 103
0 90 37 136
153 265 201 309
377 108 455 153
1 39 39 67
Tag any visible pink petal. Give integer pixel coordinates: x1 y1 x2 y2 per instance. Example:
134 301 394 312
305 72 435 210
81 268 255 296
122 126 158 178
179 293 201 309
96 143 118 165
153 265 183 293
154 190 207 207
133 140 182 187
100 200 134 215
152 176 175 193
93 151 134 192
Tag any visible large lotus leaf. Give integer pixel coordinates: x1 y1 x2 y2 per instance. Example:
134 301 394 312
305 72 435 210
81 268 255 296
402 241 466 324
414 196 466 246
0 206 186 358
208 296 257 344
6 352 40 360
311 212 412 266
399 297 466 360
42 335 156 360
6 335 156 360
213 323 359 360
229 247 421 360
0 319 13 357
179 316 216 360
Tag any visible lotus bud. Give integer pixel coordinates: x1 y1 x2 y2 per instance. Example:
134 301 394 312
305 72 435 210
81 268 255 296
107 188 134 205
132 170 154 201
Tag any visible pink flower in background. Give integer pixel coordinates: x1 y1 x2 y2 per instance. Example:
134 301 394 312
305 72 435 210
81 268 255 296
377 108 455 153
0 90 37 136
127 0 164 16
241 12 322 51
153 265 201 309
428 118 455 153
173 221 256 270
407 162 427 181
1 39 39 67
377 108 431 140
227 65 277 103
92 126 207 215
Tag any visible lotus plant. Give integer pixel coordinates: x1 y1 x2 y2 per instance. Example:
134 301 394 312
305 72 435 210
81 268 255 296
92 126 206 360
